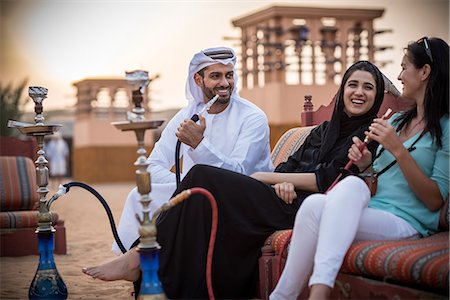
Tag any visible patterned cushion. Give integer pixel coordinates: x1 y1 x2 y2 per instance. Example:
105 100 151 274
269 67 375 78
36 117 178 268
0 211 59 229
342 232 449 292
0 156 39 211
266 229 449 292
271 126 316 168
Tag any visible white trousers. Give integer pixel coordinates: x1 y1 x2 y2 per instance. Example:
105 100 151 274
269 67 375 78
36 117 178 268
270 176 419 300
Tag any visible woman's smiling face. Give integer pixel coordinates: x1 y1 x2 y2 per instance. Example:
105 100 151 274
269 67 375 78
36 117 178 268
343 70 377 117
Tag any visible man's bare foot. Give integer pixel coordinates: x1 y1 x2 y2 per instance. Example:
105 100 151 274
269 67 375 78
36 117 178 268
82 248 140 282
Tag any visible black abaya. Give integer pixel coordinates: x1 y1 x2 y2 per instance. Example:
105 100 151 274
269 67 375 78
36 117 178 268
157 165 302 299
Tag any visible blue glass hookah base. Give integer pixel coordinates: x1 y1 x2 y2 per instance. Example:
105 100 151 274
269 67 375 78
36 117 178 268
29 232 68 299
139 247 165 296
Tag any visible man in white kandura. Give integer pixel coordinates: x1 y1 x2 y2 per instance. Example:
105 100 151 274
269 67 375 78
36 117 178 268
113 46 273 254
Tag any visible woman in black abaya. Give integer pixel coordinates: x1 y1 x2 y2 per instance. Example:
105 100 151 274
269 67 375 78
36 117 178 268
156 60 386 299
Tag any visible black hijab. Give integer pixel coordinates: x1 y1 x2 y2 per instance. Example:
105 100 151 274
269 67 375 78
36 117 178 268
275 61 385 191
317 61 385 161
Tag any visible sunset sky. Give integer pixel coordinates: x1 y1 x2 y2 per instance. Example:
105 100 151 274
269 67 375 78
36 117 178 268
1 0 448 112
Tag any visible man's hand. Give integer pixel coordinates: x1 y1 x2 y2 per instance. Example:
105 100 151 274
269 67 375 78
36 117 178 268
176 114 206 149
273 182 297 204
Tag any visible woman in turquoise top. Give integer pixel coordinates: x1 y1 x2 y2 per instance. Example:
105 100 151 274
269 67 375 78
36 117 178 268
271 37 449 300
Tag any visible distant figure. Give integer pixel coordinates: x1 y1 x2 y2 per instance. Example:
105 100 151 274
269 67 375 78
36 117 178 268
46 131 69 187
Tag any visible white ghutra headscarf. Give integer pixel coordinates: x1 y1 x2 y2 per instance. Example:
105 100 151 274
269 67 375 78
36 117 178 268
184 47 239 107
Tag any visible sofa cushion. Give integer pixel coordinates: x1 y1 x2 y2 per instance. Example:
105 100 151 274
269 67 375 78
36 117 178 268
0 156 39 211
342 231 449 293
265 229 449 294
0 211 59 229
271 126 315 168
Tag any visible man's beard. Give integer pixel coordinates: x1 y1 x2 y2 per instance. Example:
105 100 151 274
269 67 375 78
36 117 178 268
201 85 232 104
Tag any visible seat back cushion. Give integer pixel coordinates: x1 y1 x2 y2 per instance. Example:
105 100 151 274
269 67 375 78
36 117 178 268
0 156 39 211
271 126 316 167
0 211 59 229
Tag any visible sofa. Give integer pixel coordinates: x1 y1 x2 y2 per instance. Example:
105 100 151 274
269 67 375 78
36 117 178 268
0 156 66 256
259 126 449 299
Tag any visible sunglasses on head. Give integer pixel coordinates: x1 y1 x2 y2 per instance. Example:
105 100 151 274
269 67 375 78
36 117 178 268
417 36 433 63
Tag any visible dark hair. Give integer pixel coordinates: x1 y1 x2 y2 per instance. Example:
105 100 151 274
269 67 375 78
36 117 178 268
196 67 206 78
334 60 385 117
396 37 449 147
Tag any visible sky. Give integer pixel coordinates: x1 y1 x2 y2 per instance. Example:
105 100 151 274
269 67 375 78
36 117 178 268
1 0 448 112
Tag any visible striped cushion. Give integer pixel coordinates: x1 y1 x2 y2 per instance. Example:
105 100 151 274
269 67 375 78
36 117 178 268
0 156 39 211
266 229 449 292
0 211 59 229
342 232 449 292
271 126 315 168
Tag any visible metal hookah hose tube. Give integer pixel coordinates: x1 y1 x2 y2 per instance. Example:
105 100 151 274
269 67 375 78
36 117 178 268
175 95 219 189
51 181 128 254
175 113 200 189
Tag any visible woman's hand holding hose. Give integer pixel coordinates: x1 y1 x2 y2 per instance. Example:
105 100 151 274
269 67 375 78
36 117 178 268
366 117 405 159
348 136 373 172
348 109 395 171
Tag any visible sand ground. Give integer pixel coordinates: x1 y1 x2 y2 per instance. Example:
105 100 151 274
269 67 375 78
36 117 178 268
0 181 137 299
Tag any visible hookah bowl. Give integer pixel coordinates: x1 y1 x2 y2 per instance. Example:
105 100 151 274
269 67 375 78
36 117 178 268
112 70 165 299
9 86 68 299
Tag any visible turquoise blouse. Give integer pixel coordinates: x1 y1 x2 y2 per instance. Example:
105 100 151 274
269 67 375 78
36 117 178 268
369 114 449 236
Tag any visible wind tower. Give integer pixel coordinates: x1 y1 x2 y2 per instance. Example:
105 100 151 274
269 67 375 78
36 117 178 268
232 5 391 145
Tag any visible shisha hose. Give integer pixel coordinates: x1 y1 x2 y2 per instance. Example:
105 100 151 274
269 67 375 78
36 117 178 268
153 187 218 300
175 115 198 189
326 108 393 193
175 95 219 189
48 181 127 254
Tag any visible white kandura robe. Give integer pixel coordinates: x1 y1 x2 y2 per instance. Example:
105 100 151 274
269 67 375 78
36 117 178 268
113 46 273 254
112 96 273 254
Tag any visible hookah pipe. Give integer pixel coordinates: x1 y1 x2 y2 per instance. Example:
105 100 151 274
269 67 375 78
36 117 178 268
48 183 220 299
175 95 219 188
276 108 393 281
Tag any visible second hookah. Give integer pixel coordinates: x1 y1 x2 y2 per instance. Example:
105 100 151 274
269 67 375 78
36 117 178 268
112 70 165 299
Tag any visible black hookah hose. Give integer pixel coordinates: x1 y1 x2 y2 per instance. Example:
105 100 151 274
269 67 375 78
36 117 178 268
62 181 127 254
175 113 200 189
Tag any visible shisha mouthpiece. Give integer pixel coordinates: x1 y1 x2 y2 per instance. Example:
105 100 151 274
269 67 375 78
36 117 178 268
363 108 393 143
198 95 219 116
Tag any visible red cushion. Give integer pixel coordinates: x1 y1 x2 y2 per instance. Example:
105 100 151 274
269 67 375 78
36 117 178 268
0 156 39 211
